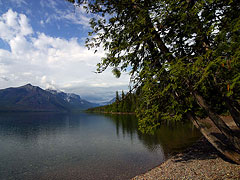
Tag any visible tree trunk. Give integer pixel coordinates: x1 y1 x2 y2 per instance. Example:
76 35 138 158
187 113 240 165
232 99 240 112
193 91 240 150
211 75 240 128
224 97 240 128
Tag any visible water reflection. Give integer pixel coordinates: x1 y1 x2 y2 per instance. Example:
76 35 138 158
103 113 201 154
0 112 200 180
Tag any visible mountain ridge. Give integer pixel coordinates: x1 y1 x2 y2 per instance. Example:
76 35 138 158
0 84 99 112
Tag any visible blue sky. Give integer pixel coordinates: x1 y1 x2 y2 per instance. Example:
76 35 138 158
0 0 130 102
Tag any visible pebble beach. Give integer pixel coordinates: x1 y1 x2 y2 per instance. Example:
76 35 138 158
132 138 240 180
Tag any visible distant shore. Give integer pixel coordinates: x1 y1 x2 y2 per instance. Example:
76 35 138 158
132 137 240 180
86 111 136 115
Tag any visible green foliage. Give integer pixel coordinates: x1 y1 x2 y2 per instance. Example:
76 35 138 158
112 68 121 78
87 91 138 113
68 0 240 133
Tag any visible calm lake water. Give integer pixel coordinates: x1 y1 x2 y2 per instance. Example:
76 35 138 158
0 112 201 180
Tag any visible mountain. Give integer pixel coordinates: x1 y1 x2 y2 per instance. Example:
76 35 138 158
98 97 116 106
0 84 98 112
46 89 99 111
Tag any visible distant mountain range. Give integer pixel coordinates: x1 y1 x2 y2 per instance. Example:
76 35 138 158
0 84 113 112
98 97 116 106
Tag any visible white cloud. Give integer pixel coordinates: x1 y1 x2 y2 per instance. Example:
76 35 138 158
18 14 33 35
39 0 91 28
62 9 90 27
0 9 32 41
40 20 44 26
0 9 130 101
9 0 27 7
2 9 18 27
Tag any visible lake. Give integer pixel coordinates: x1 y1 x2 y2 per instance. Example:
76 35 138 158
0 112 201 180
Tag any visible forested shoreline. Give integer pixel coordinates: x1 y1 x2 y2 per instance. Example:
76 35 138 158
87 91 137 113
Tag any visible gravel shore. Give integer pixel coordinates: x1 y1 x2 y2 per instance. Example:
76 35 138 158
132 138 240 180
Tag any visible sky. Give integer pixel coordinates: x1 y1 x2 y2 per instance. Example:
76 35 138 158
0 0 130 103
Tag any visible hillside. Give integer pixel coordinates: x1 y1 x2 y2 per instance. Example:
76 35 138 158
0 84 98 112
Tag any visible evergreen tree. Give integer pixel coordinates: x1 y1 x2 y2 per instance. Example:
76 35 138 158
116 91 119 102
121 90 125 101
115 91 120 112
68 0 240 164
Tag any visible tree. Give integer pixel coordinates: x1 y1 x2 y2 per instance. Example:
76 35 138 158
121 90 125 101
67 0 240 164
116 91 119 102
114 91 120 112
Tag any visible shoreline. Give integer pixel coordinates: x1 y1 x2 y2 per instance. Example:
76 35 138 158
86 111 136 115
132 137 240 180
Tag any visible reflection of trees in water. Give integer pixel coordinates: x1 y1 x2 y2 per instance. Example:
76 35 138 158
106 114 201 154
140 122 201 154
103 114 138 138
0 112 201 154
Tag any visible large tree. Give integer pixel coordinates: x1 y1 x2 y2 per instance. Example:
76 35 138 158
68 0 240 164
